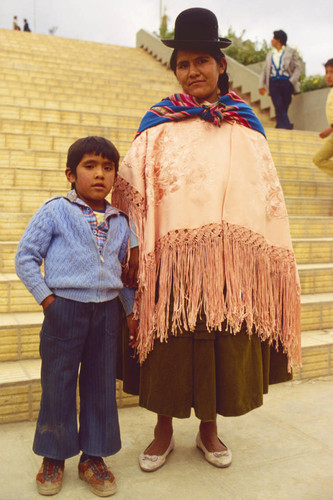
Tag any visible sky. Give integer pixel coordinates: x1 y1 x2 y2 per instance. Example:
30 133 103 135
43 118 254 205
0 0 332 76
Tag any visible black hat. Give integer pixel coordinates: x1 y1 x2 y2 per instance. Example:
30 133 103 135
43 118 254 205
161 8 232 50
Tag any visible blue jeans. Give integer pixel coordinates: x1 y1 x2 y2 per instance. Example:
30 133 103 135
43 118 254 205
269 79 293 129
33 296 121 460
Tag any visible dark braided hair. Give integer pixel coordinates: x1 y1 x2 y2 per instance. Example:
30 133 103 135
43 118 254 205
170 47 229 96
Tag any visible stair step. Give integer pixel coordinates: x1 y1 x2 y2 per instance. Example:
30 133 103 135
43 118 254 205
271 151 319 167
294 329 333 379
0 273 40 314
0 93 163 115
1 132 136 153
285 197 333 216
0 242 19 273
0 359 41 423
0 311 41 361
298 263 333 294
301 293 333 330
0 117 137 140
266 129 319 141
293 238 333 264
289 216 333 238
277 165 330 182
280 180 333 198
0 104 143 128
0 188 67 213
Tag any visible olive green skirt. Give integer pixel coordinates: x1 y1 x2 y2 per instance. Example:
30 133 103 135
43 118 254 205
117 304 292 420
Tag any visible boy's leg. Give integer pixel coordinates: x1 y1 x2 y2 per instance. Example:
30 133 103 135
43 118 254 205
312 135 333 177
79 298 121 457
33 297 91 460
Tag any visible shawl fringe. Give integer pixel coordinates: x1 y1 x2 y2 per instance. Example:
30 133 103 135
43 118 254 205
113 177 302 371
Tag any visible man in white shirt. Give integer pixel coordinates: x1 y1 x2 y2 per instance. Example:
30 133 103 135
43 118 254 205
259 30 301 129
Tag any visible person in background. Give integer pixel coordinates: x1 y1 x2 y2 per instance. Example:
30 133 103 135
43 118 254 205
23 19 31 32
13 16 21 31
259 30 301 129
312 58 333 177
15 136 137 497
113 8 301 473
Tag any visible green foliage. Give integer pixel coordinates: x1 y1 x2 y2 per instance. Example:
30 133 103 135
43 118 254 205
224 27 270 65
299 74 328 92
154 12 174 39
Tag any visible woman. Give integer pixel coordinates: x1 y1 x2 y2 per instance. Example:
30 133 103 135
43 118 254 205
114 8 301 471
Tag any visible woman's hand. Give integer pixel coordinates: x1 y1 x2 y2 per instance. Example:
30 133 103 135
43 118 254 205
127 313 139 348
122 246 139 289
41 294 55 310
259 88 266 96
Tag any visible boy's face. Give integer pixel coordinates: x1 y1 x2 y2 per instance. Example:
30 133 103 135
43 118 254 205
325 66 333 87
66 153 116 210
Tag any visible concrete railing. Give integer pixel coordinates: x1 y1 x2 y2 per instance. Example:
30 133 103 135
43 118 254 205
136 29 329 132
289 88 329 132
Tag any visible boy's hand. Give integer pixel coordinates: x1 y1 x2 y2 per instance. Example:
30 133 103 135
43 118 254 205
127 313 139 348
319 126 333 139
41 294 55 310
122 246 139 289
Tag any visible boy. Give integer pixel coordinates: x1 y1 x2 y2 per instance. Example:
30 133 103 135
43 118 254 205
15 136 137 497
312 58 333 177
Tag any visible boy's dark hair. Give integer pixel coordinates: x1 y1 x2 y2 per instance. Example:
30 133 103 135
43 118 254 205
66 136 120 177
273 30 287 46
324 58 333 68
170 47 230 96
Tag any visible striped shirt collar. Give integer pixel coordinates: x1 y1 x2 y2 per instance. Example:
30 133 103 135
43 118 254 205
66 189 120 218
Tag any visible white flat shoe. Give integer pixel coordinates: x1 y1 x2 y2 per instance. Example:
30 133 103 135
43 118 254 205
196 432 232 468
139 435 175 472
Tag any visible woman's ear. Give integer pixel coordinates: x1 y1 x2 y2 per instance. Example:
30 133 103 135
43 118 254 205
218 58 227 75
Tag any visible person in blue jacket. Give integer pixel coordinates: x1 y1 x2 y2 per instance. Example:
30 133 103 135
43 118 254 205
15 136 137 497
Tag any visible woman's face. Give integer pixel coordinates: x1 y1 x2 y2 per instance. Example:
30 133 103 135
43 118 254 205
175 50 226 103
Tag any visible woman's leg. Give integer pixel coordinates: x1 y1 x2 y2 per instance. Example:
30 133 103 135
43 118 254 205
199 418 227 452
143 414 173 455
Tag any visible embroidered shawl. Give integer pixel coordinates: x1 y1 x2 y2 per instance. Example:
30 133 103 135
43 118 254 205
113 93 301 369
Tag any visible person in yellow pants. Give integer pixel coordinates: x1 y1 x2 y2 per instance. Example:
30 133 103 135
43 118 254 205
313 58 333 177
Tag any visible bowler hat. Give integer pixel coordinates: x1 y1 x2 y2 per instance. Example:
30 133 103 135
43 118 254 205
161 8 232 49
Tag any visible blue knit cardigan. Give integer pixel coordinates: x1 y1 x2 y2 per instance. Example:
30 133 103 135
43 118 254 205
15 196 135 315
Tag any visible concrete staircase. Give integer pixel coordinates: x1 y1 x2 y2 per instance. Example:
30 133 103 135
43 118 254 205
0 29 332 424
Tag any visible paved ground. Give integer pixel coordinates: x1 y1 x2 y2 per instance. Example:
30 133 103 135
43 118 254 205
1 376 332 500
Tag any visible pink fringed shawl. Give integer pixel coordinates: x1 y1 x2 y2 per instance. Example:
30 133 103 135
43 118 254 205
113 117 301 369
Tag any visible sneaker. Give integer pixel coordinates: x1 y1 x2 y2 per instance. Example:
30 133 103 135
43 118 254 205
78 456 117 497
36 457 64 496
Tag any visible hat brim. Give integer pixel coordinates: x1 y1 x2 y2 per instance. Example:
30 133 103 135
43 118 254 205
161 38 232 49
